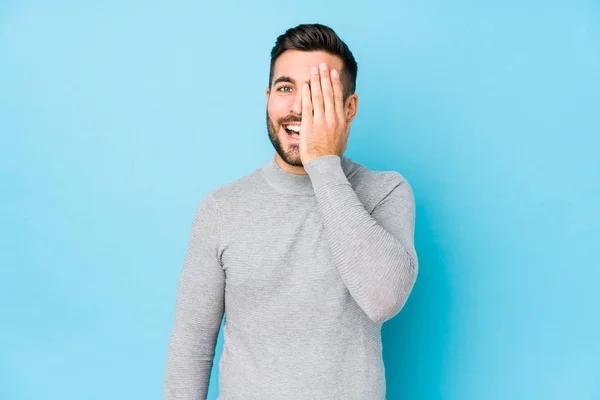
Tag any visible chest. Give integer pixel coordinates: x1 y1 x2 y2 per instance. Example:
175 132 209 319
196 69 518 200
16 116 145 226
219 201 344 301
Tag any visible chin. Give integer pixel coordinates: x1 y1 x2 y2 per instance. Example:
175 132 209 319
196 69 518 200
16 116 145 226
280 145 303 167
281 152 302 167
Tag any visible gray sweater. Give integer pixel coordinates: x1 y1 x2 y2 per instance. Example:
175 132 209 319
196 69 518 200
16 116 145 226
163 154 418 399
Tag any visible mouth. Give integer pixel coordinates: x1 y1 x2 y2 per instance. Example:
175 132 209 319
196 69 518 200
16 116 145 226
282 123 300 141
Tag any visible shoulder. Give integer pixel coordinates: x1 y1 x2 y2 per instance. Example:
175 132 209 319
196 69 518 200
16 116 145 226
194 162 266 216
345 156 413 196
343 157 415 214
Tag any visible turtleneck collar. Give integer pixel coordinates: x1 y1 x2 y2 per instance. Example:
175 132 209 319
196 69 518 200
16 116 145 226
261 155 354 196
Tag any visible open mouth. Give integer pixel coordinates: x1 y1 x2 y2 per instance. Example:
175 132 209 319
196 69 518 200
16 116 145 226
283 124 300 140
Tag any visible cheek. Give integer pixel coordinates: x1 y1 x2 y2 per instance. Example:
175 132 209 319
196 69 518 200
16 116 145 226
268 96 292 117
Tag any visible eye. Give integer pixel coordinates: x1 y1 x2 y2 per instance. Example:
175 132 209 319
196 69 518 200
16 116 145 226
277 86 293 93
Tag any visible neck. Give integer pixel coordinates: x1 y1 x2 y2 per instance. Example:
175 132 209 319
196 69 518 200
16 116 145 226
274 153 308 175
262 152 354 196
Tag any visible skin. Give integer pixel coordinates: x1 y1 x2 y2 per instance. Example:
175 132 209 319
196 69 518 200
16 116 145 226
266 50 359 174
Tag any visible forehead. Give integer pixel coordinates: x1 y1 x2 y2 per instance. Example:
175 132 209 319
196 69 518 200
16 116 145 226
272 50 343 80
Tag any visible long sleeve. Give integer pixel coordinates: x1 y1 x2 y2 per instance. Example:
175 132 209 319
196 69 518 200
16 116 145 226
163 193 225 400
304 155 418 324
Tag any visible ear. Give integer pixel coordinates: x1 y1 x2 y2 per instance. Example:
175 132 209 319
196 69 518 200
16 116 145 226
344 93 359 124
265 87 270 107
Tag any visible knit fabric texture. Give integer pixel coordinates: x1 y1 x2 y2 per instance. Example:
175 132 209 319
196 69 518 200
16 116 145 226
163 154 418 399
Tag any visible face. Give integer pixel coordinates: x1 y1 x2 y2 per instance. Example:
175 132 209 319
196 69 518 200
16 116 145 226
266 50 351 168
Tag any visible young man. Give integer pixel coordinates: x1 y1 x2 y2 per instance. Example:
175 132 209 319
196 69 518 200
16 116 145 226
163 23 418 400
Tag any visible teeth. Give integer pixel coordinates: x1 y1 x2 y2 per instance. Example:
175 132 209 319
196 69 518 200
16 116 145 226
285 125 300 132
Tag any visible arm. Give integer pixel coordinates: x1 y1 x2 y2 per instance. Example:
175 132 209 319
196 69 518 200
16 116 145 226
304 155 418 324
163 193 225 400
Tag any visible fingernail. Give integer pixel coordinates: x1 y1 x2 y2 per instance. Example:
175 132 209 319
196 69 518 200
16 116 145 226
331 69 338 78
320 63 327 70
312 66 318 75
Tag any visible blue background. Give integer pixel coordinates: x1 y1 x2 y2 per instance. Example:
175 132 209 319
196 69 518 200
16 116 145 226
1 1 599 399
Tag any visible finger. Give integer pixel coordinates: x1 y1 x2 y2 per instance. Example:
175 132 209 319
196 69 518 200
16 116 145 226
310 65 324 121
331 69 345 120
301 82 313 127
319 63 335 122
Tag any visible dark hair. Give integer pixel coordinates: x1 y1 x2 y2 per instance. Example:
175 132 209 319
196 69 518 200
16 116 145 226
269 23 358 101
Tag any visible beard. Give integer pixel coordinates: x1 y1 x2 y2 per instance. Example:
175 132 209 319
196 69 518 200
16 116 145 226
266 110 303 167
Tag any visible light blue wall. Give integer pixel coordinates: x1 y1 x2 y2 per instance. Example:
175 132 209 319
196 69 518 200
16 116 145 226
1 1 598 399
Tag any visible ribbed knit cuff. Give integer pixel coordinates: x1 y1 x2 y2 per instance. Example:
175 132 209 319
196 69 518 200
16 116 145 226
304 155 350 191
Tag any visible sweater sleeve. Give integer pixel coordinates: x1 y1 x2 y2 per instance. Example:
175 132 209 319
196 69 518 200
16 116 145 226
163 193 225 400
304 155 418 324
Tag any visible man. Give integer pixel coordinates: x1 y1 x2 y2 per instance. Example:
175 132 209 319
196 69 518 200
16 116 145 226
163 23 418 400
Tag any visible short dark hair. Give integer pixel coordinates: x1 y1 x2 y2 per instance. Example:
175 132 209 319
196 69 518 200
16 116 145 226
269 23 358 101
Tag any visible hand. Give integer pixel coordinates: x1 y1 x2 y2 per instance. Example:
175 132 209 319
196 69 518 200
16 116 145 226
299 62 349 166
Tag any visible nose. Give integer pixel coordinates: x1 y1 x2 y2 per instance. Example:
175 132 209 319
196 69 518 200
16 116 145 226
290 89 302 115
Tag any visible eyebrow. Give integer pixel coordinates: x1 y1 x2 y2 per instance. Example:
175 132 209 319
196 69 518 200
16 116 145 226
272 75 311 88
